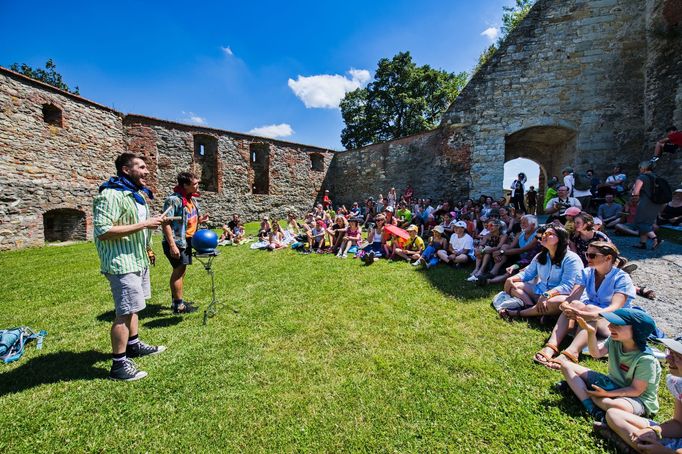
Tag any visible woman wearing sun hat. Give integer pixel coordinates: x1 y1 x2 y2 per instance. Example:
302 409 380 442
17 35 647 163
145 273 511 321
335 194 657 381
558 308 661 422
597 334 682 453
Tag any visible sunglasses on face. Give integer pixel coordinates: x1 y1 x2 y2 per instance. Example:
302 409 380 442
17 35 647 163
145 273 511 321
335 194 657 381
584 252 604 260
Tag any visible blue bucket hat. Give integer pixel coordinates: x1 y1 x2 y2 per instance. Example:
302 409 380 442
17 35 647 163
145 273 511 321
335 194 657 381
601 308 657 351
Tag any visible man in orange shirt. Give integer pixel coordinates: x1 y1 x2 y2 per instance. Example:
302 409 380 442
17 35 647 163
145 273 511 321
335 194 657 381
162 172 209 314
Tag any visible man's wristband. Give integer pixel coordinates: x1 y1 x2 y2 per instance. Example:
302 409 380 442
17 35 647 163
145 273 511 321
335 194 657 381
542 290 558 298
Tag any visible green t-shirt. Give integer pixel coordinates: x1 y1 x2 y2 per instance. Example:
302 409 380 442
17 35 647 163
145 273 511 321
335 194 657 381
605 338 661 415
396 208 412 223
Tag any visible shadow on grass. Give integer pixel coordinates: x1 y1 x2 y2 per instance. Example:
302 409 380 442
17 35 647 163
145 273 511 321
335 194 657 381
96 303 168 323
0 350 109 396
539 393 586 418
143 316 182 329
421 266 500 302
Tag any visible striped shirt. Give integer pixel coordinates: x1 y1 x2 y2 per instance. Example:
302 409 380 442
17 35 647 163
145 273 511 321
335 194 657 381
93 188 151 274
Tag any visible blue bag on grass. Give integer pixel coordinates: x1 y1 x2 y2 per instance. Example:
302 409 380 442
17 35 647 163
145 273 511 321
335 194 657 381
0 327 47 364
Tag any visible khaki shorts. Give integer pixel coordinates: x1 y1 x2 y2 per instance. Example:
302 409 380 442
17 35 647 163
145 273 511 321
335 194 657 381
105 268 150 316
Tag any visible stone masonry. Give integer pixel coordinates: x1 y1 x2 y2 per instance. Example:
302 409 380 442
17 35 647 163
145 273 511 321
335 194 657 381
0 68 333 250
333 0 681 202
0 0 680 250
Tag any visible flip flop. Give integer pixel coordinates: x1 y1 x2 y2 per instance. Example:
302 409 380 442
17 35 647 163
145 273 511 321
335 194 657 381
533 343 559 366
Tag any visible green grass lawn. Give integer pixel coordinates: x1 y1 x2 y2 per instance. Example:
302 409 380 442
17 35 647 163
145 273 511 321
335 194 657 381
0 225 673 452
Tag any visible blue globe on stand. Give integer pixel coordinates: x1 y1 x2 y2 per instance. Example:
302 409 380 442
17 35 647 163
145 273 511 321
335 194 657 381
193 229 218 254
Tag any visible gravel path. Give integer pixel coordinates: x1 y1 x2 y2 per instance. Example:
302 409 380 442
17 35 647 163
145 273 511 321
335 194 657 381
610 234 682 336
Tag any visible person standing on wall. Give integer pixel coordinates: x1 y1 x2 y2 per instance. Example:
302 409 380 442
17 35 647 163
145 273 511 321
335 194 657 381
510 172 527 213
162 172 209 314
93 152 168 381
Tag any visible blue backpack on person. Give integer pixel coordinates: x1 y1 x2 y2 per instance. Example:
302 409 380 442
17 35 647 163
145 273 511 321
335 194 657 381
0 327 47 364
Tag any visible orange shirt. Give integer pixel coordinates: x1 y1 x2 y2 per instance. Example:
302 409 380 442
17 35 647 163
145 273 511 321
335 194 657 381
185 199 198 238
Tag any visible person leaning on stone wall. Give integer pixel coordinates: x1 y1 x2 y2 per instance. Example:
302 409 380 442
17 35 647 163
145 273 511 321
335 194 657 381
93 152 169 381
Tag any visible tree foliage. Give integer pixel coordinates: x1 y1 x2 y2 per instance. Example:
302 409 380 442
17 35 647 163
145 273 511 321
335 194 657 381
340 52 468 149
9 59 79 95
473 0 536 75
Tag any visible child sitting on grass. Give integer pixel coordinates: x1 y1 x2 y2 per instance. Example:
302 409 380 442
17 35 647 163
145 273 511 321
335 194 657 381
337 217 362 258
558 308 661 422
392 225 424 262
598 335 682 453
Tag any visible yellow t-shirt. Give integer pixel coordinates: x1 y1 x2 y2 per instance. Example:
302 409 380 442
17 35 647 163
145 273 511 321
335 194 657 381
405 235 424 251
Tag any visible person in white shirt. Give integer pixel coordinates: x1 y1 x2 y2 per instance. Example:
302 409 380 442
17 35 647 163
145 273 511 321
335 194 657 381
545 185 582 222
437 221 474 266
563 168 592 209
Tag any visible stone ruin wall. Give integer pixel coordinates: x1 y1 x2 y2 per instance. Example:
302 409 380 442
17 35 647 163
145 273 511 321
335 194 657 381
328 126 473 207
0 70 126 249
0 69 333 250
330 0 681 205
124 116 333 224
644 0 682 184
443 0 653 197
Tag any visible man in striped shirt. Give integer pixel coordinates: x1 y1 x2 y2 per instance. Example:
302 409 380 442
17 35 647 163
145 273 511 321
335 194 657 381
93 153 168 381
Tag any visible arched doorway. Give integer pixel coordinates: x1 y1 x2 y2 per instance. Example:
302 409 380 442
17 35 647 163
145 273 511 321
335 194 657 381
43 208 87 242
505 126 577 214
504 158 544 214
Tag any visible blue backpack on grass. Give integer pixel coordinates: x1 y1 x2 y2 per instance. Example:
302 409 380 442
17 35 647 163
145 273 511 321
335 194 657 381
0 327 47 364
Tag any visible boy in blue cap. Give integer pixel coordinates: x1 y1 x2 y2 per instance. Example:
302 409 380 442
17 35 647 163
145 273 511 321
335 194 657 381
600 335 682 453
558 308 661 421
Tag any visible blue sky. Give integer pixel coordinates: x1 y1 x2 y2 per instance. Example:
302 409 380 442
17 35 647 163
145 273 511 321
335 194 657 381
1 0 535 185
1 0 518 145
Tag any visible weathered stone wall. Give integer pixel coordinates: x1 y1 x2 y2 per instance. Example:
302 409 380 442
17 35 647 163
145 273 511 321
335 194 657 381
644 0 682 184
0 70 125 249
328 126 473 206
0 69 333 250
124 116 334 224
442 0 652 196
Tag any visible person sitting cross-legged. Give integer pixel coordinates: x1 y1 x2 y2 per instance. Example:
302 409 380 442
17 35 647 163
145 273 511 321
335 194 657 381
598 335 682 454
392 224 424 262
437 221 474 267
533 241 636 370
412 225 447 269
500 226 583 321
558 308 661 422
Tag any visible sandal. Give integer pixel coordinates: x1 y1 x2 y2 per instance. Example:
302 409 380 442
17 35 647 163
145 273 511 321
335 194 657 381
546 350 579 371
636 286 656 300
533 343 559 366
652 237 664 250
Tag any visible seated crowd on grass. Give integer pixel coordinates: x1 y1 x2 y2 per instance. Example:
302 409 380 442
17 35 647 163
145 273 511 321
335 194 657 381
232 163 681 452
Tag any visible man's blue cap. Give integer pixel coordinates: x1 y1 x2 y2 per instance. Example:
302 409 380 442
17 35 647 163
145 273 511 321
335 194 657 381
601 308 657 351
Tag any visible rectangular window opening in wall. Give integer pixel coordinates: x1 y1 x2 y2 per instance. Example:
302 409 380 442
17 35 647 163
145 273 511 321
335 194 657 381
193 135 218 192
250 143 270 195
42 104 63 127
310 153 324 171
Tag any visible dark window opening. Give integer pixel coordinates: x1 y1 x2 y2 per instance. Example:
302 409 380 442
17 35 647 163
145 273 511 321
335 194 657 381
42 104 63 127
43 208 86 242
310 153 324 171
250 143 270 195
193 135 218 192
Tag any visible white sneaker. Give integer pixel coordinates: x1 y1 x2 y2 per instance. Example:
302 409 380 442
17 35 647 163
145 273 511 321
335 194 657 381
341 254 348 258
466 275 479 282
411 260 421 266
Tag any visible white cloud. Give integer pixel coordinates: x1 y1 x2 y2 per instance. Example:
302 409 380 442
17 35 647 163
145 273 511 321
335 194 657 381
181 111 206 125
288 68 371 109
248 123 294 139
220 46 234 57
481 27 500 42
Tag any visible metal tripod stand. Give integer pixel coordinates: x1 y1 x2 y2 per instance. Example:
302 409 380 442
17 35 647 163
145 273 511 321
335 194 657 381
193 250 238 325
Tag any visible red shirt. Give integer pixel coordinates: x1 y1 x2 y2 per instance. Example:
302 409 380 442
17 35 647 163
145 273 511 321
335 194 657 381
668 131 682 146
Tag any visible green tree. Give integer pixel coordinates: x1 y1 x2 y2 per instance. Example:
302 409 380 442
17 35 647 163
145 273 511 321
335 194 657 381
9 59 79 95
340 52 468 149
473 0 536 75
